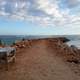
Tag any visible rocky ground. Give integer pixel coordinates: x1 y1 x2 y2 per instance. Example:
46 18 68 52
0 39 80 80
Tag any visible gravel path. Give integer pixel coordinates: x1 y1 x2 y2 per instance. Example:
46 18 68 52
0 40 80 80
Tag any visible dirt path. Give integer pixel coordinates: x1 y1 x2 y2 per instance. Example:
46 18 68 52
0 40 80 80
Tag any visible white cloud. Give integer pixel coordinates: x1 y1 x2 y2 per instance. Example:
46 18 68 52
0 0 80 27
0 11 9 16
37 0 62 18
66 0 80 8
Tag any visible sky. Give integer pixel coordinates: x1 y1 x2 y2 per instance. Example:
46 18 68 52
0 0 80 35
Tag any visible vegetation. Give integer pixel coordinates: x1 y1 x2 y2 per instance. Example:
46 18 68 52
0 39 2 45
22 38 25 41
12 42 16 45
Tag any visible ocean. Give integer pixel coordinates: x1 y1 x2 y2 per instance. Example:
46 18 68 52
0 35 80 46
65 35 80 49
0 35 49 45
0 35 23 45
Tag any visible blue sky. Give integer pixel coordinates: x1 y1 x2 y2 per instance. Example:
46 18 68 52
0 19 61 35
0 0 80 35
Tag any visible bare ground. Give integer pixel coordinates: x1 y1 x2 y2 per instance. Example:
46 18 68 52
0 40 80 80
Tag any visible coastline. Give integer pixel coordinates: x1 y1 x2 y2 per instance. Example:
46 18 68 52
0 37 80 80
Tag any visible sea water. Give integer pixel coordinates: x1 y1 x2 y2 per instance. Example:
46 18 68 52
65 35 80 49
0 35 23 45
0 35 80 47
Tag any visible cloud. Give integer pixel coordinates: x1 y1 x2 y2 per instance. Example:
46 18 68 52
0 0 80 26
65 0 80 8
36 0 62 18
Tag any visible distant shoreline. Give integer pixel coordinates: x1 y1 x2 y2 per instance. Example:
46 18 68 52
0 35 80 46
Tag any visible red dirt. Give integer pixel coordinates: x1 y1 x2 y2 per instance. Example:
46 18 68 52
0 39 80 80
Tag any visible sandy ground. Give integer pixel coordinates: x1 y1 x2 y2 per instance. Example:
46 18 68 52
0 40 80 80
